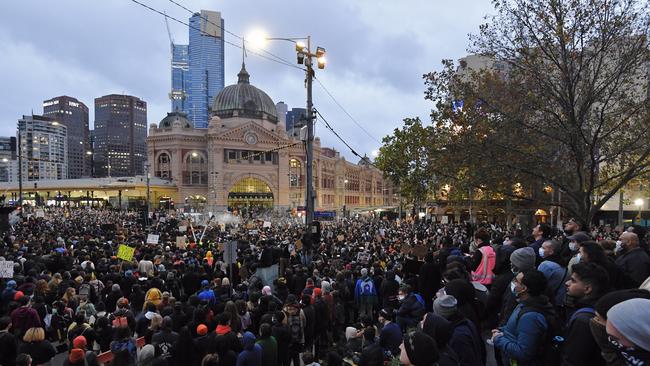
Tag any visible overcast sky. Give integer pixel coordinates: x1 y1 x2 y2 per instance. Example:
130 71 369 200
0 0 494 160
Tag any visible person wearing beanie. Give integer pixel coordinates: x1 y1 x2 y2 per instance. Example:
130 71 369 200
419 312 460 366
495 247 538 326
138 344 156 366
195 323 216 363
378 308 402 357
606 298 650 365
355 268 378 318
591 289 650 365
433 295 484 366
492 270 553 366
64 348 86 366
1 280 18 310
311 286 329 360
198 280 217 306
399 331 439 366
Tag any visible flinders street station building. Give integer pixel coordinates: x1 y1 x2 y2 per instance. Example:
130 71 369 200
147 64 397 213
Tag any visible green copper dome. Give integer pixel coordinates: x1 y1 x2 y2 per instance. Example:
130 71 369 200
211 63 278 123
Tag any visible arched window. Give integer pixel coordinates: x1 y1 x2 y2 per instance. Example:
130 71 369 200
183 152 207 185
289 159 302 187
156 153 171 178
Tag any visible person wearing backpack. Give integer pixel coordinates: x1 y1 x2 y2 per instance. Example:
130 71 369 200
561 262 609 366
282 298 305 366
355 268 378 319
492 269 555 366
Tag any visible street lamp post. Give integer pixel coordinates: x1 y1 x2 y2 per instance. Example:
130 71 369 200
145 162 151 226
343 179 348 218
253 34 326 226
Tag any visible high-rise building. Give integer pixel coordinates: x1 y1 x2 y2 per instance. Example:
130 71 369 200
187 10 225 128
275 101 288 130
17 115 68 181
286 107 307 137
93 94 147 177
170 44 189 113
42 96 90 179
0 137 16 182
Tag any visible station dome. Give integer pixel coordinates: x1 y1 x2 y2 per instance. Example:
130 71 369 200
159 111 193 128
211 63 278 123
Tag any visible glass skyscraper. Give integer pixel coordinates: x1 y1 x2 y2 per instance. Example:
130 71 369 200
186 10 225 128
170 44 189 113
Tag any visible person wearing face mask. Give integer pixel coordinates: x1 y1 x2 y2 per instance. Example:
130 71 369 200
537 239 569 308
606 298 650 366
561 262 610 366
565 232 591 274
615 232 650 287
591 289 650 366
492 270 555 366
560 219 585 265
377 308 402 357
395 285 425 331
433 294 485 366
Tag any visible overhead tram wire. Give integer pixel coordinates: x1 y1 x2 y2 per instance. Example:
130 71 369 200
314 76 382 144
129 0 304 71
166 0 297 69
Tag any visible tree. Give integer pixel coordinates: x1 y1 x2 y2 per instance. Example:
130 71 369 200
375 118 439 212
425 0 650 225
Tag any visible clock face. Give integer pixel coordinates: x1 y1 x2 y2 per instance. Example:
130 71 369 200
244 132 258 145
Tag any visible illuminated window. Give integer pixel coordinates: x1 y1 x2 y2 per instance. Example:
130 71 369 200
289 159 302 187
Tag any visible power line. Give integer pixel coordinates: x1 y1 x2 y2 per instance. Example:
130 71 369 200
314 76 382 144
129 0 304 71
166 0 298 69
314 109 379 169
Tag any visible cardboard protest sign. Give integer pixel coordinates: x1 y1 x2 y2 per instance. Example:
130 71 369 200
146 234 159 245
0 261 14 278
176 236 187 249
295 239 303 251
337 235 345 242
412 245 428 259
117 245 135 262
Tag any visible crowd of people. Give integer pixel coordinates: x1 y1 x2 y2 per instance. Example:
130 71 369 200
0 206 649 366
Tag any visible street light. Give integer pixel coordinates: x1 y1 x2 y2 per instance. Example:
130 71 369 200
250 31 326 226
343 179 348 218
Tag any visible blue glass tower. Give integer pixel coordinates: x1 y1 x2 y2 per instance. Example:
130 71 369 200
187 10 225 128
170 44 189 113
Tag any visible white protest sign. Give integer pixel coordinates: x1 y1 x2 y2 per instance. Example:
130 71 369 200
36 209 45 218
263 221 271 228
176 236 187 249
178 226 187 233
0 261 14 278
146 234 160 245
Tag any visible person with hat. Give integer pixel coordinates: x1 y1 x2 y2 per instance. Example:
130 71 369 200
606 298 650 365
62 335 98 366
378 308 402 357
591 289 650 365
399 331 439 366
419 312 460 366
10 296 40 339
198 280 217 306
433 294 484 366
1 280 18 312
565 231 592 273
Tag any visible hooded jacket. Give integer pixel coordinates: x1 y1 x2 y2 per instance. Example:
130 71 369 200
237 332 263 366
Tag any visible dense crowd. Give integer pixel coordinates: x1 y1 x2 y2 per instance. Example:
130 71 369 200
0 206 649 366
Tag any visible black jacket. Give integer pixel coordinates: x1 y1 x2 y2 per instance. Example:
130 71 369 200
18 340 57 365
358 341 384 366
561 300 606 366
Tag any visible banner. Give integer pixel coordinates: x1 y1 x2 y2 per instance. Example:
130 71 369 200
116 245 135 262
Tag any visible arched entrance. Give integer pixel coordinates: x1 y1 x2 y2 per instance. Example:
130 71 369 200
228 177 274 210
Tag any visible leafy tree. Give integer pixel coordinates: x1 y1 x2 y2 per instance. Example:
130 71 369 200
424 0 650 225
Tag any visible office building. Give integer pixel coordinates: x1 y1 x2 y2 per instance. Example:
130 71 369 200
170 44 189 113
187 10 225 128
0 137 16 182
275 101 288 131
285 107 307 137
17 115 68 181
42 96 90 178
93 94 147 177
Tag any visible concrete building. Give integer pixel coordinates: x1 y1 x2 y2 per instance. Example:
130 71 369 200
285 107 307 137
147 64 396 212
17 115 68 181
93 94 147 177
0 137 16 183
42 96 91 178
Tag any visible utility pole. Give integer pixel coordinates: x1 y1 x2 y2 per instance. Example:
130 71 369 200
145 162 151 226
305 36 315 225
